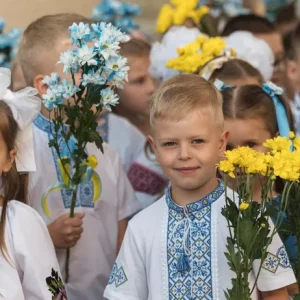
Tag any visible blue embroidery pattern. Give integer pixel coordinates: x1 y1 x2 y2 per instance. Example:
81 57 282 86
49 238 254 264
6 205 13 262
108 262 128 287
277 246 292 269
262 253 280 273
34 114 95 208
166 183 225 300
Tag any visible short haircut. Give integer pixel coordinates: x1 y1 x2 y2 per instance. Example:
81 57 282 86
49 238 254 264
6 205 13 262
150 74 223 129
222 14 276 36
18 13 90 86
120 38 151 58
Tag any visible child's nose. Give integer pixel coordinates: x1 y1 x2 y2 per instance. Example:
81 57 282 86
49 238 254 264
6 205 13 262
178 144 191 160
146 76 157 95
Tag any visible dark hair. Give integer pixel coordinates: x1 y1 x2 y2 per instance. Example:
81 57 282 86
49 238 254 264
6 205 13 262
0 101 20 259
209 59 264 85
285 23 300 61
221 85 294 193
222 14 276 36
276 3 296 25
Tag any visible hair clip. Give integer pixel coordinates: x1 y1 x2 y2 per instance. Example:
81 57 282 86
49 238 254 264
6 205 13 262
214 79 232 91
262 81 290 138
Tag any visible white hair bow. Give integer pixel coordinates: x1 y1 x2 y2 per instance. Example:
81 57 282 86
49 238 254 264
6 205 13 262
0 68 41 172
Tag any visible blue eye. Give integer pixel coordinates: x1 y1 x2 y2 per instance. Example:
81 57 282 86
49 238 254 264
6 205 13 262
192 139 204 144
163 142 176 147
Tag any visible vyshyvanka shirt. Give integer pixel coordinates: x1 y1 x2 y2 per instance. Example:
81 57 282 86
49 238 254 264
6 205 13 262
0 201 66 300
104 183 296 300
28 113 141 300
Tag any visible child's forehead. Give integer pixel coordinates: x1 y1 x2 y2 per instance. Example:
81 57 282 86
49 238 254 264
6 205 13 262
152 110 216 136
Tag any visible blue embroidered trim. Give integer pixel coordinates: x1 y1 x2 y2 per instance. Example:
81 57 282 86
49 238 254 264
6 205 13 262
166 181 225 214
108 262 128 287
97 111 109 143
277 246 292 269
165 183 224 300
34 113 95 208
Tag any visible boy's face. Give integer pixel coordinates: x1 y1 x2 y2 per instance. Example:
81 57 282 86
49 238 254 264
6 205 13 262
149 109 227 195
117 55 157 118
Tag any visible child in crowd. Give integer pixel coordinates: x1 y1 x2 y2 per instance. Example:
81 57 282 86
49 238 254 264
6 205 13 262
104 74 296 300
219 82 298 296
115 38 157 137
18 14 140 300
284 23 300 136
0 68 66 299
111 37 168 208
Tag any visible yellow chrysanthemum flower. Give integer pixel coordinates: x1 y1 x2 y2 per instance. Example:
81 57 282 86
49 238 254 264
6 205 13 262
156 4 174 34
294 137 300 150
156 0 209 33
263 136 291 152
240 202 250 210
218 160 235 178
166 35 232 74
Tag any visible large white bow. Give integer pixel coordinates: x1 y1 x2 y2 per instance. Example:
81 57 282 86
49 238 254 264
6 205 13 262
0 68 41 172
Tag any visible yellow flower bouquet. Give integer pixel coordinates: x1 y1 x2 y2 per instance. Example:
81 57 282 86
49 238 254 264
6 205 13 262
218 133 300 299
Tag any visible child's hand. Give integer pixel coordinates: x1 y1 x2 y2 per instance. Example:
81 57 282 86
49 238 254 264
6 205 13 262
48 213 85 248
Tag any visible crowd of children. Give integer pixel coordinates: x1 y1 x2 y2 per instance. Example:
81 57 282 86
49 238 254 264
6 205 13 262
1 0 300 299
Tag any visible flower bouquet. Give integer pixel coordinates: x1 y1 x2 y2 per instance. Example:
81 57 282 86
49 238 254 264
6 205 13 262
219 134 299 299
41 21 129 282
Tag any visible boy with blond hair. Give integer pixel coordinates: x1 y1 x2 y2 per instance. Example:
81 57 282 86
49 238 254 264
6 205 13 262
18 14 141 299
104 74 296 299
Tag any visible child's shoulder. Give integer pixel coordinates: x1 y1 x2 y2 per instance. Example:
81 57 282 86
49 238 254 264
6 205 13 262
129 195 167 232
7 200 42 220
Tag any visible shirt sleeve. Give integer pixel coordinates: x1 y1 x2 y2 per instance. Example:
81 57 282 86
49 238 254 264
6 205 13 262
104 224 148 300
253 224 296 292
113 152 141 221
7 202 67 300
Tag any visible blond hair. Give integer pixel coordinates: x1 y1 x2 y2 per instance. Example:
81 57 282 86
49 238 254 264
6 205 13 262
150 74 223 129
18 13 90 86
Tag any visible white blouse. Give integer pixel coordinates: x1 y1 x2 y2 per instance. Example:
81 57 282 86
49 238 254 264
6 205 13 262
0 200 65 300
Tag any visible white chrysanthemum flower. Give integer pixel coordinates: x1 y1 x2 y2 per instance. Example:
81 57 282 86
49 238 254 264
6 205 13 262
100 87 119 111
69 22 90 41
77 44 97 66
105 56 129 87
58 49 80 74
82 71 106 86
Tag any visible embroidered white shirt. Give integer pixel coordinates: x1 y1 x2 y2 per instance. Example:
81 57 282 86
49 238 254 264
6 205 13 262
0 201 65 300
104 185 296 300
28 114 141 300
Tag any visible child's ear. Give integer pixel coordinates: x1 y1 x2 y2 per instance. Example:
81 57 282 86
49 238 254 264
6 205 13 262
219 130 229 154
147 135 156 154
3 148 17 174
33 74 48 97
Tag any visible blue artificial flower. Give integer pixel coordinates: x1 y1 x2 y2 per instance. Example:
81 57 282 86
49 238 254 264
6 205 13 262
104 56 129 88
94 22 129 60
42 88 63 111
43 73 61 86
100 87 119 111
59 79 81 99
69 22 91 43
76 44 98 66
59 49 80 74
92 0 141 33
81 70 106 86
